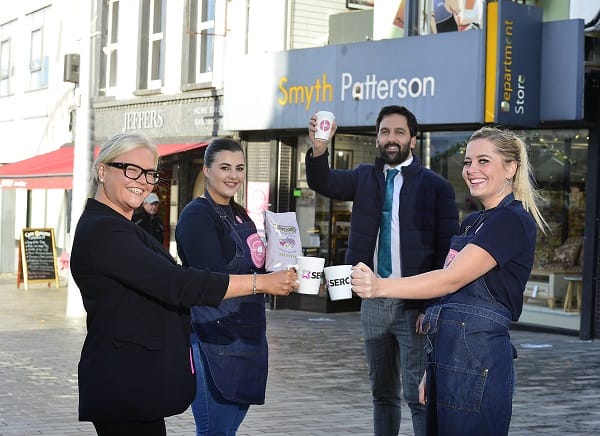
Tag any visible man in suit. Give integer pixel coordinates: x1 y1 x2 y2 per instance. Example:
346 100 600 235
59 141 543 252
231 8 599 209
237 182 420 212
306 105 459 436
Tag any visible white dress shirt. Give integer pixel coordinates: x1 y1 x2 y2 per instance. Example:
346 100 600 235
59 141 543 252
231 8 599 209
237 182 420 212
373 156 414 279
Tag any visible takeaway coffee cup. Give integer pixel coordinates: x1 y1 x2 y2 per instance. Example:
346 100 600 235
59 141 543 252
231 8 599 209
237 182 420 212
324 265 353 301
293 256 325 295
315 111 335 141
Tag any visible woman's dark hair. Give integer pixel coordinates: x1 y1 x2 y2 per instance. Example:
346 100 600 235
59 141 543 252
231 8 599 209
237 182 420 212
204 138 244 168
376 105 418 138
204 138 249 218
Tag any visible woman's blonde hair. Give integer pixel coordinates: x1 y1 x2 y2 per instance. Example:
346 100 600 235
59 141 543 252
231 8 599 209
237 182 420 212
468 126 548 233
90 133 159 196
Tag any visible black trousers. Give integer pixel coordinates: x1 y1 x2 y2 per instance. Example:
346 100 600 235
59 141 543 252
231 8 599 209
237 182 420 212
93 419 166 436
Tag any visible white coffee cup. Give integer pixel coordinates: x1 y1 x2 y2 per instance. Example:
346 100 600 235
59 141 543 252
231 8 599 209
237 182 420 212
315 111 335 141
293 256 325 295
324 265 353 301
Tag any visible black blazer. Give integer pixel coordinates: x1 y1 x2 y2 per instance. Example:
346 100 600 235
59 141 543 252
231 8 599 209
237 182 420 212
70 199 229 422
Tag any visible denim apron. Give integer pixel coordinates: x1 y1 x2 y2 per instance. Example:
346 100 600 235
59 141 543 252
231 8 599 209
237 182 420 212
191 193 268 405
421 194 516 436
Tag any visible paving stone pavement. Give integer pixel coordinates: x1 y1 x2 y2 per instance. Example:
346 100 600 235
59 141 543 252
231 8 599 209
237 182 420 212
1 276 599 435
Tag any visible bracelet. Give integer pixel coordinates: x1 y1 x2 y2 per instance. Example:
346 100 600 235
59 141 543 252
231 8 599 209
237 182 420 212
252 272 257 295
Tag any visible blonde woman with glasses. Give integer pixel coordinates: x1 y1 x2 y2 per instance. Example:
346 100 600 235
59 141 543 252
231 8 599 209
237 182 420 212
70 133 297 436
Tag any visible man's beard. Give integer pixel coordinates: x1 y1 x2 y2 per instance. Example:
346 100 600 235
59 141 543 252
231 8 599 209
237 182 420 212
379 141 411 165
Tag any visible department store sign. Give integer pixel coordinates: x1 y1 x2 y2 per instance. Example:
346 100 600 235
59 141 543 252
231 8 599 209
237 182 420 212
484 1 542 126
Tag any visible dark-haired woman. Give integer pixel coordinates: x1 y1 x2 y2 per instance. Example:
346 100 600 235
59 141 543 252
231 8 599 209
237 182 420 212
176 138 269 435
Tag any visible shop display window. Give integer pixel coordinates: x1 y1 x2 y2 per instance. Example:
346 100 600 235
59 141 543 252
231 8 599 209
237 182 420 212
430 129 588 331
293 129 588 327
294 135 375 265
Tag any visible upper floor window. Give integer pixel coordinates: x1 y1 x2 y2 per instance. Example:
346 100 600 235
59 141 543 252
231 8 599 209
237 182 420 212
28 7 49 90
186 0 215 86
100 0 120 95
0 20 14 97
139 0 164 90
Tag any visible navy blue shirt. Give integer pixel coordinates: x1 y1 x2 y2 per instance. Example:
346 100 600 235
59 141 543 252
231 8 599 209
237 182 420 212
461 201 536 320
176 198 238 272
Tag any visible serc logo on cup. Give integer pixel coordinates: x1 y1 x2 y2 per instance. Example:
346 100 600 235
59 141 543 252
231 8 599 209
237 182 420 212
301 269 323 280
327 276 351 288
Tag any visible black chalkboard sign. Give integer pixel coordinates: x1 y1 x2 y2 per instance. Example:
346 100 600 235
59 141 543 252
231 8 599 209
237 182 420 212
18 228 60 290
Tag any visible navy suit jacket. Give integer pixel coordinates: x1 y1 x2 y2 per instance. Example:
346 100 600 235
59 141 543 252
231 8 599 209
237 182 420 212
70 199 229 422
306 151 459 311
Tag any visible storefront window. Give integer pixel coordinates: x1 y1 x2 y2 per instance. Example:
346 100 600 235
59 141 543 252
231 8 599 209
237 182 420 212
330 148 353 264
293 128 588 327
295 150 322 255
294 135 376 264
428 131 475 220
429 129 588 331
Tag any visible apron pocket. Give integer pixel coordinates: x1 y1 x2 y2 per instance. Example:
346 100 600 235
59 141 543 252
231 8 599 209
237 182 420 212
434 362 487 413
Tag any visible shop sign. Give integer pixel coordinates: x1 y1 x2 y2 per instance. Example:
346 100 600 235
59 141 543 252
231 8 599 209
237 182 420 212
224 30 486 130
95 97 223 140
484 1 542 126
123 109 164 131
538 19 584 122
224 2 583 131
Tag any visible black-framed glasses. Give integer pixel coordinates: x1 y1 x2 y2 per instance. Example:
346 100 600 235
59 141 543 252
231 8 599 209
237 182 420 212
106 162 160 185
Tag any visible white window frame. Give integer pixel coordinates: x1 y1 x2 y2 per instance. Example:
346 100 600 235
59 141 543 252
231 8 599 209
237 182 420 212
146 0 164 89
188 0 215 85
0 20 14 97
29 28 42 72
0 24 11 97
27 8 48 90
103 0 120 92
0 39 9 79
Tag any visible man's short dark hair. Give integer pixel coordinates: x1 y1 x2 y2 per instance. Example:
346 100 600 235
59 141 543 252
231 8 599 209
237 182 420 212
376 105 418 138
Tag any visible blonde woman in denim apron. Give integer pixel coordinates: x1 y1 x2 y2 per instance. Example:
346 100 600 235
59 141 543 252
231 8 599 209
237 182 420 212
351 127 548 435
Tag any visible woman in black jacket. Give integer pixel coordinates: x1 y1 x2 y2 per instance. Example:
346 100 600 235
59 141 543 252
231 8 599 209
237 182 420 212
70 133 297 436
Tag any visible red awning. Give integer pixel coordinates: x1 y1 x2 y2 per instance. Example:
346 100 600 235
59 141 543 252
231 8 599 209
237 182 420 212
0 142 207 190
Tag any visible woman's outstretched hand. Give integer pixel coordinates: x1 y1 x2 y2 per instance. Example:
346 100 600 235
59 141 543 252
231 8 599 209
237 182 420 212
351 262 379 299
260 269 298 296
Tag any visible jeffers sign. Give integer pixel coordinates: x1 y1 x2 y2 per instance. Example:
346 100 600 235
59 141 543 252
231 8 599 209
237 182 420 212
123 110 164 131
94 95 226 141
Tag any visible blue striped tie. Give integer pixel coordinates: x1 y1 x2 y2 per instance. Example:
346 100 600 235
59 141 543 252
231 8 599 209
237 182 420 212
377 168 398 278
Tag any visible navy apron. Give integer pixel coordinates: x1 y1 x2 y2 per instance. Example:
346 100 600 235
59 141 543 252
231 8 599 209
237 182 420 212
421 194 516 436
191 193 268 405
